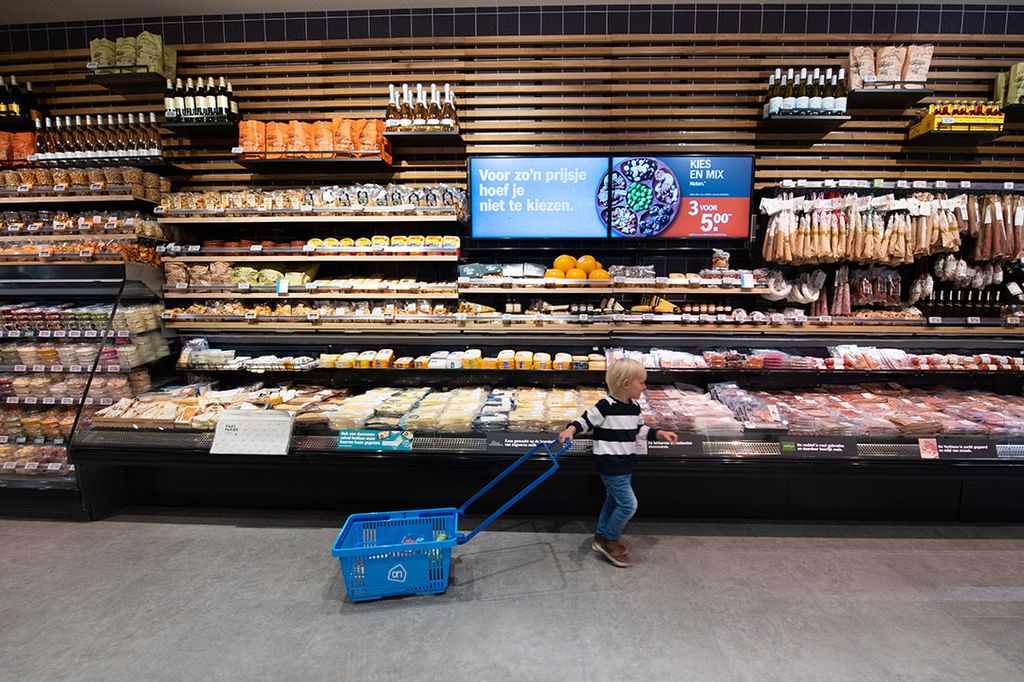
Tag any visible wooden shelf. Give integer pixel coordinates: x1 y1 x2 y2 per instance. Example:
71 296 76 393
383 130 464 147
162 254 458 263
906 127 1005 145
163 290 459 300
84 67 166 93
847 87 934 109
161 121 238 139
0 194 156 208
156 214 460 225
760 115 850 132
235 154 391 172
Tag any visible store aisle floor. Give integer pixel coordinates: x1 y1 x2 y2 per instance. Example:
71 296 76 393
2 513 1023 681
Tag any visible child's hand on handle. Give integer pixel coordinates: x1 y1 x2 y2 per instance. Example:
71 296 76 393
558 425 577 445
656 430 680 444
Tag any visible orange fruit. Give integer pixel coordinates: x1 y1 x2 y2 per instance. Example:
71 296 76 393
544 268 565 279
566 267 588 280
577 255 599 274
553 254 578 273
589 268 611 280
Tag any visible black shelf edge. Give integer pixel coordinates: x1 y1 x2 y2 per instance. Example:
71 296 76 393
383 130 465 148
0 116 37 133
759 115 851 132
1002 103 1024 123
84 68 166 94
847 87 934 110
162 121 239 139
235 156 392 173
905 129 1005 146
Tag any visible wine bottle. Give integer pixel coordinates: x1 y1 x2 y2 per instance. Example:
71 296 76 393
7 77 22 117
384 84 400 130
768 69 783 118
412 83 427 127
0 79 9 116
25 81 41 121
183 77 196 121
196 77 208 122
33 117 46 160
399 84 413 129
427 83 442 128
227 81 239 122
834 68 848 114
763 74 776 119
217 77 230 121
809 75 824 115
173 78 186 122
205 76 218 122
82 115 100 160
822 75 836 113
441 83 457 130
795 68 810 114
121 113 138 157
148 112 162 156
165 79 177 120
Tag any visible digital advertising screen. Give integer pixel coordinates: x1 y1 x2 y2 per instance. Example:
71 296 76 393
468 155 753 239
606 156 754 239
468 156 610 238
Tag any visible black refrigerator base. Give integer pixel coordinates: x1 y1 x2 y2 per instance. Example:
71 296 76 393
0 487 87 520
73 451 1024 522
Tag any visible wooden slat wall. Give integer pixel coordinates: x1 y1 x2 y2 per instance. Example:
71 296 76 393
1 33 1023 190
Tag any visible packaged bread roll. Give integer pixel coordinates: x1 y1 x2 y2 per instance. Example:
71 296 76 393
902 44 933 83
875 45 906 83
853 46 876 85
90 38 116 67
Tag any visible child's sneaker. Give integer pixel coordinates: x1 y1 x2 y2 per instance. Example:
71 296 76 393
592 536 633 568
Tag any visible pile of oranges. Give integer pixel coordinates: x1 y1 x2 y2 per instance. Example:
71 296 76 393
545 255 610 281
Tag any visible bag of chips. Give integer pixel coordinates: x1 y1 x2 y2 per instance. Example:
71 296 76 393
331 119 354 153
162 46 177 80
265 122 287 158
135 31 164 73
312 121 333 152
875 45 907 83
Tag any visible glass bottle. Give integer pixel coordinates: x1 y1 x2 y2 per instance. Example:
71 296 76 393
227 81 239 122
217 77 230 121
147 112 162 156
427 83 442 128
795 68 810 114
7 76 22 117
398 84 414 129
174 78 186 122
412 83 427 128
441 83 458 130
384 84 400 130
183 77 196 121
834 68 848 114
164 79 177 120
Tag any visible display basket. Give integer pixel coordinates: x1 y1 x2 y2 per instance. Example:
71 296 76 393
331 439 569 602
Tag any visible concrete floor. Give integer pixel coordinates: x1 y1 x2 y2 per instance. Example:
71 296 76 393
1 513 1023 682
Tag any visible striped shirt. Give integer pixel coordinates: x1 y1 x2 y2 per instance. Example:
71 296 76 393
569 396 659 475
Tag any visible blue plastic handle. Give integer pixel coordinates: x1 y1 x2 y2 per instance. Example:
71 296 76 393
456 439 570 545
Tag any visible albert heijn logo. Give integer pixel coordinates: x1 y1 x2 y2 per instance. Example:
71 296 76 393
387 563 408 583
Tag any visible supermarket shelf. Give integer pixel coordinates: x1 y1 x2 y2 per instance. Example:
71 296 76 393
905 127 1005 145
162 319 1024 336
0 231 142 242
163 289 459 300
161 121 238 139
459 285 768 295
0 194 157 208
382 130 465 147
162 254 458 263
760 115 851 132
0 472 78 491
235 153 392 172
0 116 37 133
847 87 934 109
156 213 460 225
0 364 147 373
0 329 145 340
84 66 165 93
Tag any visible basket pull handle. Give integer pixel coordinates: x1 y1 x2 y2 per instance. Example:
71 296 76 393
456 439 569 545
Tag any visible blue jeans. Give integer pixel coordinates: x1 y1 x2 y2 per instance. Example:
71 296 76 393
596 474 637 541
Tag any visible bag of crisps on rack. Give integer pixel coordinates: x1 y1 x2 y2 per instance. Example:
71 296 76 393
90 38 116 67
115 36 138 67
238 120 266 153
286 121 313 155
135 31 165 74
265 122 287 158
312 121 333 153
331 118 354 154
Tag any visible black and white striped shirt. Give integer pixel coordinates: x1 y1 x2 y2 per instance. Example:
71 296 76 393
569 396 659 475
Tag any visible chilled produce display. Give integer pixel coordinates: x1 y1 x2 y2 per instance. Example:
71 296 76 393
763 67 847 118
0 76 43 123
89 32 176 79
165 77 238 123
237 118 389 159
384 83 459 132
160 184 465 217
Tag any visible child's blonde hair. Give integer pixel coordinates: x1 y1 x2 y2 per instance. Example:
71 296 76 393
605 357 646 392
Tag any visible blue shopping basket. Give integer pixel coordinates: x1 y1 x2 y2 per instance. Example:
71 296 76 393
331 439 570 602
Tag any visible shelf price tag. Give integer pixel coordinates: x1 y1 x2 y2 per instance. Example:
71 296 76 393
69 365 82 373
244 312 258 321
17 184 32 193
1004 182 1015 190
300 205 313 212
770 314 785 324
641 313 656 322
249 244 263 252
174 282 189 289
896 180 910 188
160 312 174 320
47 463 63 472
5 397 18 404
78 249 94 259
53 330 65 337
912 180 927 188
84 330 98 338
934 180 947 188
967 316 982 325
818 315 833 324
23 397 37 404
38 330 51 338
231 147 244 155
13 365 26 373
100 398 113 405
237 282 250 290
153 205 166 214
1006 316 1021 326
61 397 75 405
306 312 320 321
68 330 82 337
31 365 46 372
928 316 943 325
2 462 16 470
26 222 41 232
42 397 56 405
117 330 130 338
960 180 972 188
38 250 52 258
24 462 38 471
89 182 105 192
187 245 201 253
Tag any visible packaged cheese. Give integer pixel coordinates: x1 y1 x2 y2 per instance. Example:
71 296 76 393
497 350 515 369
394 357 413 369
553 353 573 370
463 348 482 369
407 235 425 248
374 349 394 368
533 352 552 370
337 352 358 368
515 351 534 370
372 235 389 249
319 353 340 368
483 357 498 370
356 350 376 368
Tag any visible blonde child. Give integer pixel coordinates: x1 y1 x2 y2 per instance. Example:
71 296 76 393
559 358 678 567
